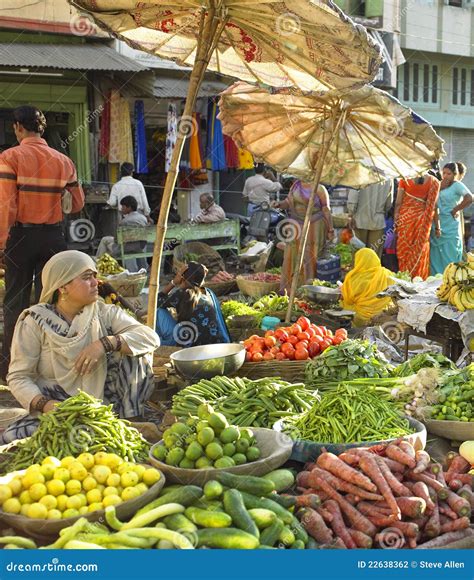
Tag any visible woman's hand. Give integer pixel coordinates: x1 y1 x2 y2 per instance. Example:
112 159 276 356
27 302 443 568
451 207 459 219
43 400 61 413
327 229 335 241
75 340 105 376
435 226 442 238
173 264 187 285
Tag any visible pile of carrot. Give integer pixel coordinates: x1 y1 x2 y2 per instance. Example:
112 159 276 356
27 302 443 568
293 441 473 549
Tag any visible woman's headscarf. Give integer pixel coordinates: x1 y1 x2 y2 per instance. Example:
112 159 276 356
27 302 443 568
341 248 393 325
40 250 97 303
183 262 208 288
22 251 107 400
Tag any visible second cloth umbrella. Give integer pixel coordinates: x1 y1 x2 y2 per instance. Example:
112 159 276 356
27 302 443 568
218 81 445 321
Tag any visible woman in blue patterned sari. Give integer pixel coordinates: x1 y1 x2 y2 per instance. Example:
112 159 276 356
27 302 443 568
156 262 231 347
1 250 160 443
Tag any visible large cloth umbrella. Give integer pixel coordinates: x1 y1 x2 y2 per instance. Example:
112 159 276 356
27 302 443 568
218 81 445 321
70 0 382 328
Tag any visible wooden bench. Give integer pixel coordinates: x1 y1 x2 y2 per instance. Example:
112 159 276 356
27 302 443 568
116 220 240 264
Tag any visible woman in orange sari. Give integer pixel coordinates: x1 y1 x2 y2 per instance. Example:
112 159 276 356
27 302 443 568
394 174 440 279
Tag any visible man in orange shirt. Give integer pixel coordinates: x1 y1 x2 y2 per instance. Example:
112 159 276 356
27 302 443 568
0 106 84 379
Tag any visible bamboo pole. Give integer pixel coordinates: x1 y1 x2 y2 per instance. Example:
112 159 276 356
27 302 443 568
147 6 225 329
284 108 347 324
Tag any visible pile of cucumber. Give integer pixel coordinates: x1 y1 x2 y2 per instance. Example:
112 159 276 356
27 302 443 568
146 470 309 549
152 404 262 469
0 470 313 549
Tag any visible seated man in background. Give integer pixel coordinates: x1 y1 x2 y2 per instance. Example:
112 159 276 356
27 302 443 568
119 196 149 272
96 195 149 272
193 193 226 224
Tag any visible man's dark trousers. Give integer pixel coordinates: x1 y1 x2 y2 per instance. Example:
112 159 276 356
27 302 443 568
1 224 67 378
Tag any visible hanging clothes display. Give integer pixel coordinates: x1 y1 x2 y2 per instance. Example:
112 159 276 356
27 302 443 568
238 148 254 170
99 91 111 162
190 113 204 170
166 102 178 173
108 90 133 164
134 100 148 174
210 101 227 171
224 135 239 169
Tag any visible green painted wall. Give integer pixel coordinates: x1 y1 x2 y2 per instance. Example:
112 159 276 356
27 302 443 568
0 80 91 181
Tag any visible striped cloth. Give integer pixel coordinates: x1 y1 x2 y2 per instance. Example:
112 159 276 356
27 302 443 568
0 137 84 248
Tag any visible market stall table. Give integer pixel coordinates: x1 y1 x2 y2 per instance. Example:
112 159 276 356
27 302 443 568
116 220 240 265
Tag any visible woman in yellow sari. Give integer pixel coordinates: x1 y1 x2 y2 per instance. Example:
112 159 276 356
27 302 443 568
341 248 393 326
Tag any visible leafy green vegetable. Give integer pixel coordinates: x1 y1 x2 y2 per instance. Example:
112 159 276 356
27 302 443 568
252 293 289 313
305 339 393 387
220 300 263 324
334 243 353 267
312 279 338 289
392 353 456 378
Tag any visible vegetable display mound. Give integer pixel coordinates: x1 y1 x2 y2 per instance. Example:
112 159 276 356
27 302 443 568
334 243 352 267
220 300 263 325
305 339 392 386
171 376 319 428
392 353 456 378
1 392 150 473
429 364 474 422
0 454 161 520
244 317 348 362
283 385 413 444
152 409 262 469
296 444 473 549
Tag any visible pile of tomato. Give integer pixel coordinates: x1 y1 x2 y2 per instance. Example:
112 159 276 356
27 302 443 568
243 316 348 362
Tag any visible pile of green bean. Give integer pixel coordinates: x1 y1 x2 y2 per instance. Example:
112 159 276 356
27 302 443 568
1 392 150 473
172 376 319 428
284 385 413 444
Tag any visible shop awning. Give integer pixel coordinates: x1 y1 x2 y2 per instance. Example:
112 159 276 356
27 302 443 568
153 76 230 99
0 43 148 72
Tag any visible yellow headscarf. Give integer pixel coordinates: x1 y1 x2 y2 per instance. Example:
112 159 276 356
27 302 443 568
341 248 392 325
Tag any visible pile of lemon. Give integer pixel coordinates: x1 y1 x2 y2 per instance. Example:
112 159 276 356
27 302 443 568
0 452 161 520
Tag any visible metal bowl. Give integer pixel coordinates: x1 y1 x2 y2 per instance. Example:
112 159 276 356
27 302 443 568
302 285 341 304
170 343 246 381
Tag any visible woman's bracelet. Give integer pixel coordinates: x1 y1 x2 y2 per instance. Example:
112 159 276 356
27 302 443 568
33 395 51 413
100 336 114 354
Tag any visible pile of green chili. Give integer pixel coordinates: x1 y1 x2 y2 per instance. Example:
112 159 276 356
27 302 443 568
1 392 150 473
283 385 413 444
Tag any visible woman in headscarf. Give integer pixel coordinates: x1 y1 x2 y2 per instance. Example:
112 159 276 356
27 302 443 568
430 162 473 275
341 248 393 327
156 261 230 347
2 251 160 443
276 180 334 294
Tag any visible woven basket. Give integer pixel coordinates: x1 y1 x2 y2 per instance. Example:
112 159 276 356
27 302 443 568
206 280 238 296
229 328 265 342
173 241 225 278
236 276 280 298
108 274 147 297
332 214 349 228
235 359 308 382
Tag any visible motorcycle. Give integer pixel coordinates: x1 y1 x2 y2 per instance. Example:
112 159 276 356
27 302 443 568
227 202 286 244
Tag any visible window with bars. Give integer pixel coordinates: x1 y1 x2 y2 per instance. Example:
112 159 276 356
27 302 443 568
395 62 439 105
452 67 474 107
